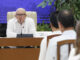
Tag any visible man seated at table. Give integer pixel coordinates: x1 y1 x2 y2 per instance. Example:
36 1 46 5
6 8 36 38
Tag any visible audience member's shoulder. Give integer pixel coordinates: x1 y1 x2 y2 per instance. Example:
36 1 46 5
41 36 47 44
50 35 62 41
49 35 62 44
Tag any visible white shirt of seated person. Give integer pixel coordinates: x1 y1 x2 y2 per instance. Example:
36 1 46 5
39 30 62 60
45 30 76 60
6 17 36 38
68 48 80 60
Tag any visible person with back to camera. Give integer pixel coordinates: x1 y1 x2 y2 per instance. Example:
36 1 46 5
45 10 76 60
39 11 62 60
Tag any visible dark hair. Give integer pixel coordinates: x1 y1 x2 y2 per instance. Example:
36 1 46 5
50 11 59 28
57 10 74 28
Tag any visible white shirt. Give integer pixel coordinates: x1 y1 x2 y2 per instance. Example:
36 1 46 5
45 30 76 60
68 48 80 60
38 31 62 60
6 17 36 38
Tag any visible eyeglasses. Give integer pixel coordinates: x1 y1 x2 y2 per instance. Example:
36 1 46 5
16 14 26 16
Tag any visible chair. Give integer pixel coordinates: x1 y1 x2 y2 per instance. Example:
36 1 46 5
47 34 61 47
57 40 76 60
7 11 37 28
0 38 42 60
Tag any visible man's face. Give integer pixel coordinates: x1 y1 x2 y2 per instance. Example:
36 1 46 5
15 10 26 24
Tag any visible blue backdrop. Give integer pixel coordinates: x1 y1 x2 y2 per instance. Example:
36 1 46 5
0 0 56 23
